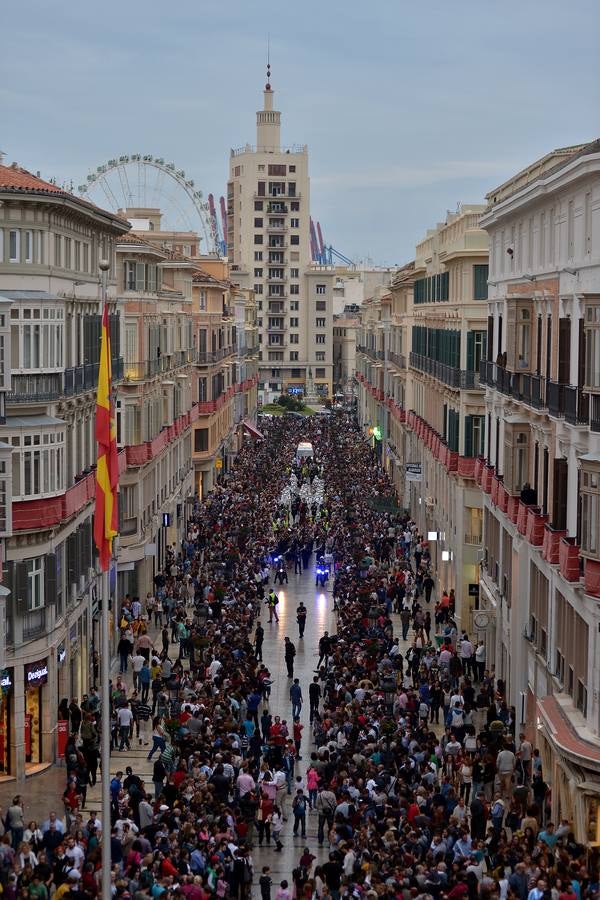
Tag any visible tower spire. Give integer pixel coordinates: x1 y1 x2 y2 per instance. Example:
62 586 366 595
257 48 280 151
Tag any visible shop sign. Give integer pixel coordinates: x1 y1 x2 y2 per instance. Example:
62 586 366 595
405 463 422 482
57 719 69 757
0 669 12 692
25 659 49 687
57 644 67 665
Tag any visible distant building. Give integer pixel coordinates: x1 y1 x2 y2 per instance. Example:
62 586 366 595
227 68 334 402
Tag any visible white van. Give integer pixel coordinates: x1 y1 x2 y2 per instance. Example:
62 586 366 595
296 441 314 460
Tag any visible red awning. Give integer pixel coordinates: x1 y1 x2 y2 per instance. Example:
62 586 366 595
242 418 264 440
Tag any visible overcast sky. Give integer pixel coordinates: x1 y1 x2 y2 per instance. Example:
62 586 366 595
2 0 599 264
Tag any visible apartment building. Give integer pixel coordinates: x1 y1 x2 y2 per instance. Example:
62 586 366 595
478 140 600 842
0 163 129 779
227 69 334 402
357 207 489 626
115 232 195 595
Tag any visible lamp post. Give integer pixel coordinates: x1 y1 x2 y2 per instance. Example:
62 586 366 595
379 311 391 471
98 259 112 900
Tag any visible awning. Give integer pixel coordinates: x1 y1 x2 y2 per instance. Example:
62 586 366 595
242 418 264 440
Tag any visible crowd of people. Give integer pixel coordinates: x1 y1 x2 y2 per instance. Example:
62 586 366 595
1 411 596 900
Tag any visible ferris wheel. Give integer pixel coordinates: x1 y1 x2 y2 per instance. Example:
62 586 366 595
77 154 220 254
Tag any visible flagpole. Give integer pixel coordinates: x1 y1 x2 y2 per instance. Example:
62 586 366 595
99 259 112 900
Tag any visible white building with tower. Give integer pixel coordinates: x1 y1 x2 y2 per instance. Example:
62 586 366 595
227 66 335 403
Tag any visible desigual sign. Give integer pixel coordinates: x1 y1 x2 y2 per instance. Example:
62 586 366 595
25 659 49 687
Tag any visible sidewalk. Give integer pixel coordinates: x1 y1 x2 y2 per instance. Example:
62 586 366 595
0 609 164 821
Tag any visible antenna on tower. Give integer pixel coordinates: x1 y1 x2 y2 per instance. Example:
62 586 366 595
266 34 271 89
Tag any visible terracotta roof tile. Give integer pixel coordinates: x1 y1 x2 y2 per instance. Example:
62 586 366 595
0 163 129 226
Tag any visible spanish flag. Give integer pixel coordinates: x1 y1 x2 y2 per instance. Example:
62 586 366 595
94 302 119 571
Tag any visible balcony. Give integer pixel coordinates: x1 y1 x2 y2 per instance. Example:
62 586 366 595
266 223 287 233
410 352 480 391
23 607 47 640
464 533 483 545
7 358 124 402
7 372 63 402
547 380 566 418
268 302 285 314
389 351 406 369
564 385 589 425
559 536 582 582
266 274 287 283
196 347 236 365
267 203 288 214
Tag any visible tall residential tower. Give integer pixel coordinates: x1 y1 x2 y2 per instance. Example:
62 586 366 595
227 68 334 402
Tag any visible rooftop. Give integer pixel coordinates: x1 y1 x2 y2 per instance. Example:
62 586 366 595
0 163 129 228
485 139 600 206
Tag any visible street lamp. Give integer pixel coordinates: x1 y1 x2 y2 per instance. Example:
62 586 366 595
378 309 391 469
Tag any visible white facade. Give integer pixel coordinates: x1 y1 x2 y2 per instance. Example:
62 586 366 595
227 74 334 401
479 140 600 844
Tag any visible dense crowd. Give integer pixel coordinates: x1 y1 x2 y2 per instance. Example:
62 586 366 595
1 412 597 900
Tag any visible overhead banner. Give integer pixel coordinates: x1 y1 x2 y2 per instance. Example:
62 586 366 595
405 463 422 482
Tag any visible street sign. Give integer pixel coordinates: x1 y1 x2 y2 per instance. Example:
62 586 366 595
215 458 223 470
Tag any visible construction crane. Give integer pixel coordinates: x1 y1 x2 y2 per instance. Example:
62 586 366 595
219 196 228 248
309 217 355 268
208 194 227 256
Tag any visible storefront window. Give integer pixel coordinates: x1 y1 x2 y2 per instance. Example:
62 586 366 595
24 659 48 768
0 669 13 774
587 796 600 846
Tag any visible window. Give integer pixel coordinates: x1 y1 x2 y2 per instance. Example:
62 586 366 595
290 318 299 328
10 428 65 498
585 191 592 255
289 351 299 361
254 218 263 227
254 251 263 261
567 199 575 259
517 308 531 369
316 284 326 295
581 468 600 557
125 261 136 290
25 230 33 264
254 201 263 211
64 237 72 269
290 268 299 278
289 165 296 173
254 234 263 245
254 284 263 294
290 218 299 228
584 305 600 388
316 300 326 311
288 182 296 197
254 268 263 277
290 301 299 311
290 235 299 245
268 164 286 176
316 317 326 328
290 284 299 295
473 265 488 300
315 368 326 378
515 432 529 491
316 334 326 344
291 201 299 211
290 334 299 344
27 558 44 610
290 369 301 378
316 352 325 361
539 211 546 266
549 207 555 260
194 428 209 453
9 230 19 263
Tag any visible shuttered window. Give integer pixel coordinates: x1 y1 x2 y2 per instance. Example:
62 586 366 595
473 265 489 300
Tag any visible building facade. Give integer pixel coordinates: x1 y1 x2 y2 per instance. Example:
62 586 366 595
227 71 334 402
478 140 600 843
357 206 489 628
0 162 129 779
